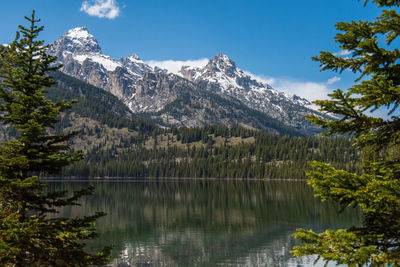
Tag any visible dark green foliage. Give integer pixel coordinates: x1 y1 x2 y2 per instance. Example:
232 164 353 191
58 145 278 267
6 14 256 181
292 1 400 266
0 12 110 266
60 126 359 179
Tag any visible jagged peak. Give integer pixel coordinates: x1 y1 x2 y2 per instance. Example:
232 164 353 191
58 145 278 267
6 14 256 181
210 54 236 67
52 27 102 54
129 53 141 61
118 53 155 78
201 53 238 78
213 53 231 61
120 53 143 62
64 27 93 40
206 53 237 73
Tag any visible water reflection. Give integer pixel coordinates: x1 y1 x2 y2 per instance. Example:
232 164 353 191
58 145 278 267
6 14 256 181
48 180 361 266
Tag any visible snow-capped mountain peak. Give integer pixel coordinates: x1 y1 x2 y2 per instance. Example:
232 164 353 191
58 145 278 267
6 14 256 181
179 54 263 92
51 27 123 74
49 27 330 134
126 53 141 61
174 53 325 130
209 54 237 74
55 27 101 54
65 27 92 39
49 27 155 99
119 53 155 78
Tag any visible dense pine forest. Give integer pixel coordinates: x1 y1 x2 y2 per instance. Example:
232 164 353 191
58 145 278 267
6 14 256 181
58 125 359 179
21 72 359 179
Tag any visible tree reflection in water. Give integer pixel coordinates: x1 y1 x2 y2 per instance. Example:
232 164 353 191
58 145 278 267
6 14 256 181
48 180 361 266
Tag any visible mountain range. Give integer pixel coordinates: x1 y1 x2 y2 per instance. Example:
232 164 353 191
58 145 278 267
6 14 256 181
49 27 330 135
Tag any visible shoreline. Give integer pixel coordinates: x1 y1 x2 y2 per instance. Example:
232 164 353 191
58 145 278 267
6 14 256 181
41 177 308 182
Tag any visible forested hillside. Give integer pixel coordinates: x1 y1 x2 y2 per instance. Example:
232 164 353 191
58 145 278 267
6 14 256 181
42 72 360 179
60 126 359 179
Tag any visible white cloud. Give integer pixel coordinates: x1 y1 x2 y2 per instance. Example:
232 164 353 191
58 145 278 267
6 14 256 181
327 76 341 85
145 58 209 74
247 73 340 101
273 79 332 101
333 49 351 57
80 0 120 19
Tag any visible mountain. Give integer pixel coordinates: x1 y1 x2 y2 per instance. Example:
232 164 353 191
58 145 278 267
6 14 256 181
128 72 301 135
49 27 147 98
0 70 358 179
178 54 323 132
49 27 331 135
48 71 155 133
41 72 357 180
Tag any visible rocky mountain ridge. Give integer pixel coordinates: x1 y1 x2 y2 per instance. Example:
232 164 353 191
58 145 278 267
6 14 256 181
48 27 329 134
177 54 322 132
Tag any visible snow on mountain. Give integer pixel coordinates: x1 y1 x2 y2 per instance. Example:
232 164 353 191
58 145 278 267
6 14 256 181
175 54 328 132
73 53 122 72
119 54 159 78
55 27 101 55
152 54 318 111
145 58 209 75
49 27 156 99
49 27 329 134
65 27 92 39
136 54 329 133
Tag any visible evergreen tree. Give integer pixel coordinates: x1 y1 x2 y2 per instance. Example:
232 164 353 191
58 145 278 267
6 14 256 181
292 1 400 265
0 11 110 266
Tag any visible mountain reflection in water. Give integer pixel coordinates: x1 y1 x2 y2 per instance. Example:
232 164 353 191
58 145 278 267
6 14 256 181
48 180 361 267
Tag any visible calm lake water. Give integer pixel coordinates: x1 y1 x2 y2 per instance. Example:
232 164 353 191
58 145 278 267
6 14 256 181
48 180 362 267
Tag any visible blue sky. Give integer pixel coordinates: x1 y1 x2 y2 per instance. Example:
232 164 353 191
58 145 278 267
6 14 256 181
0 0 382 102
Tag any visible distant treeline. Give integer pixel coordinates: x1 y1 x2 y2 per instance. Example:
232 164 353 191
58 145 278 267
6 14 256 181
60 126 360 179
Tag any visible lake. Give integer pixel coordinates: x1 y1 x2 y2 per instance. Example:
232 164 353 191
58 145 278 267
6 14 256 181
48 180 362 267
